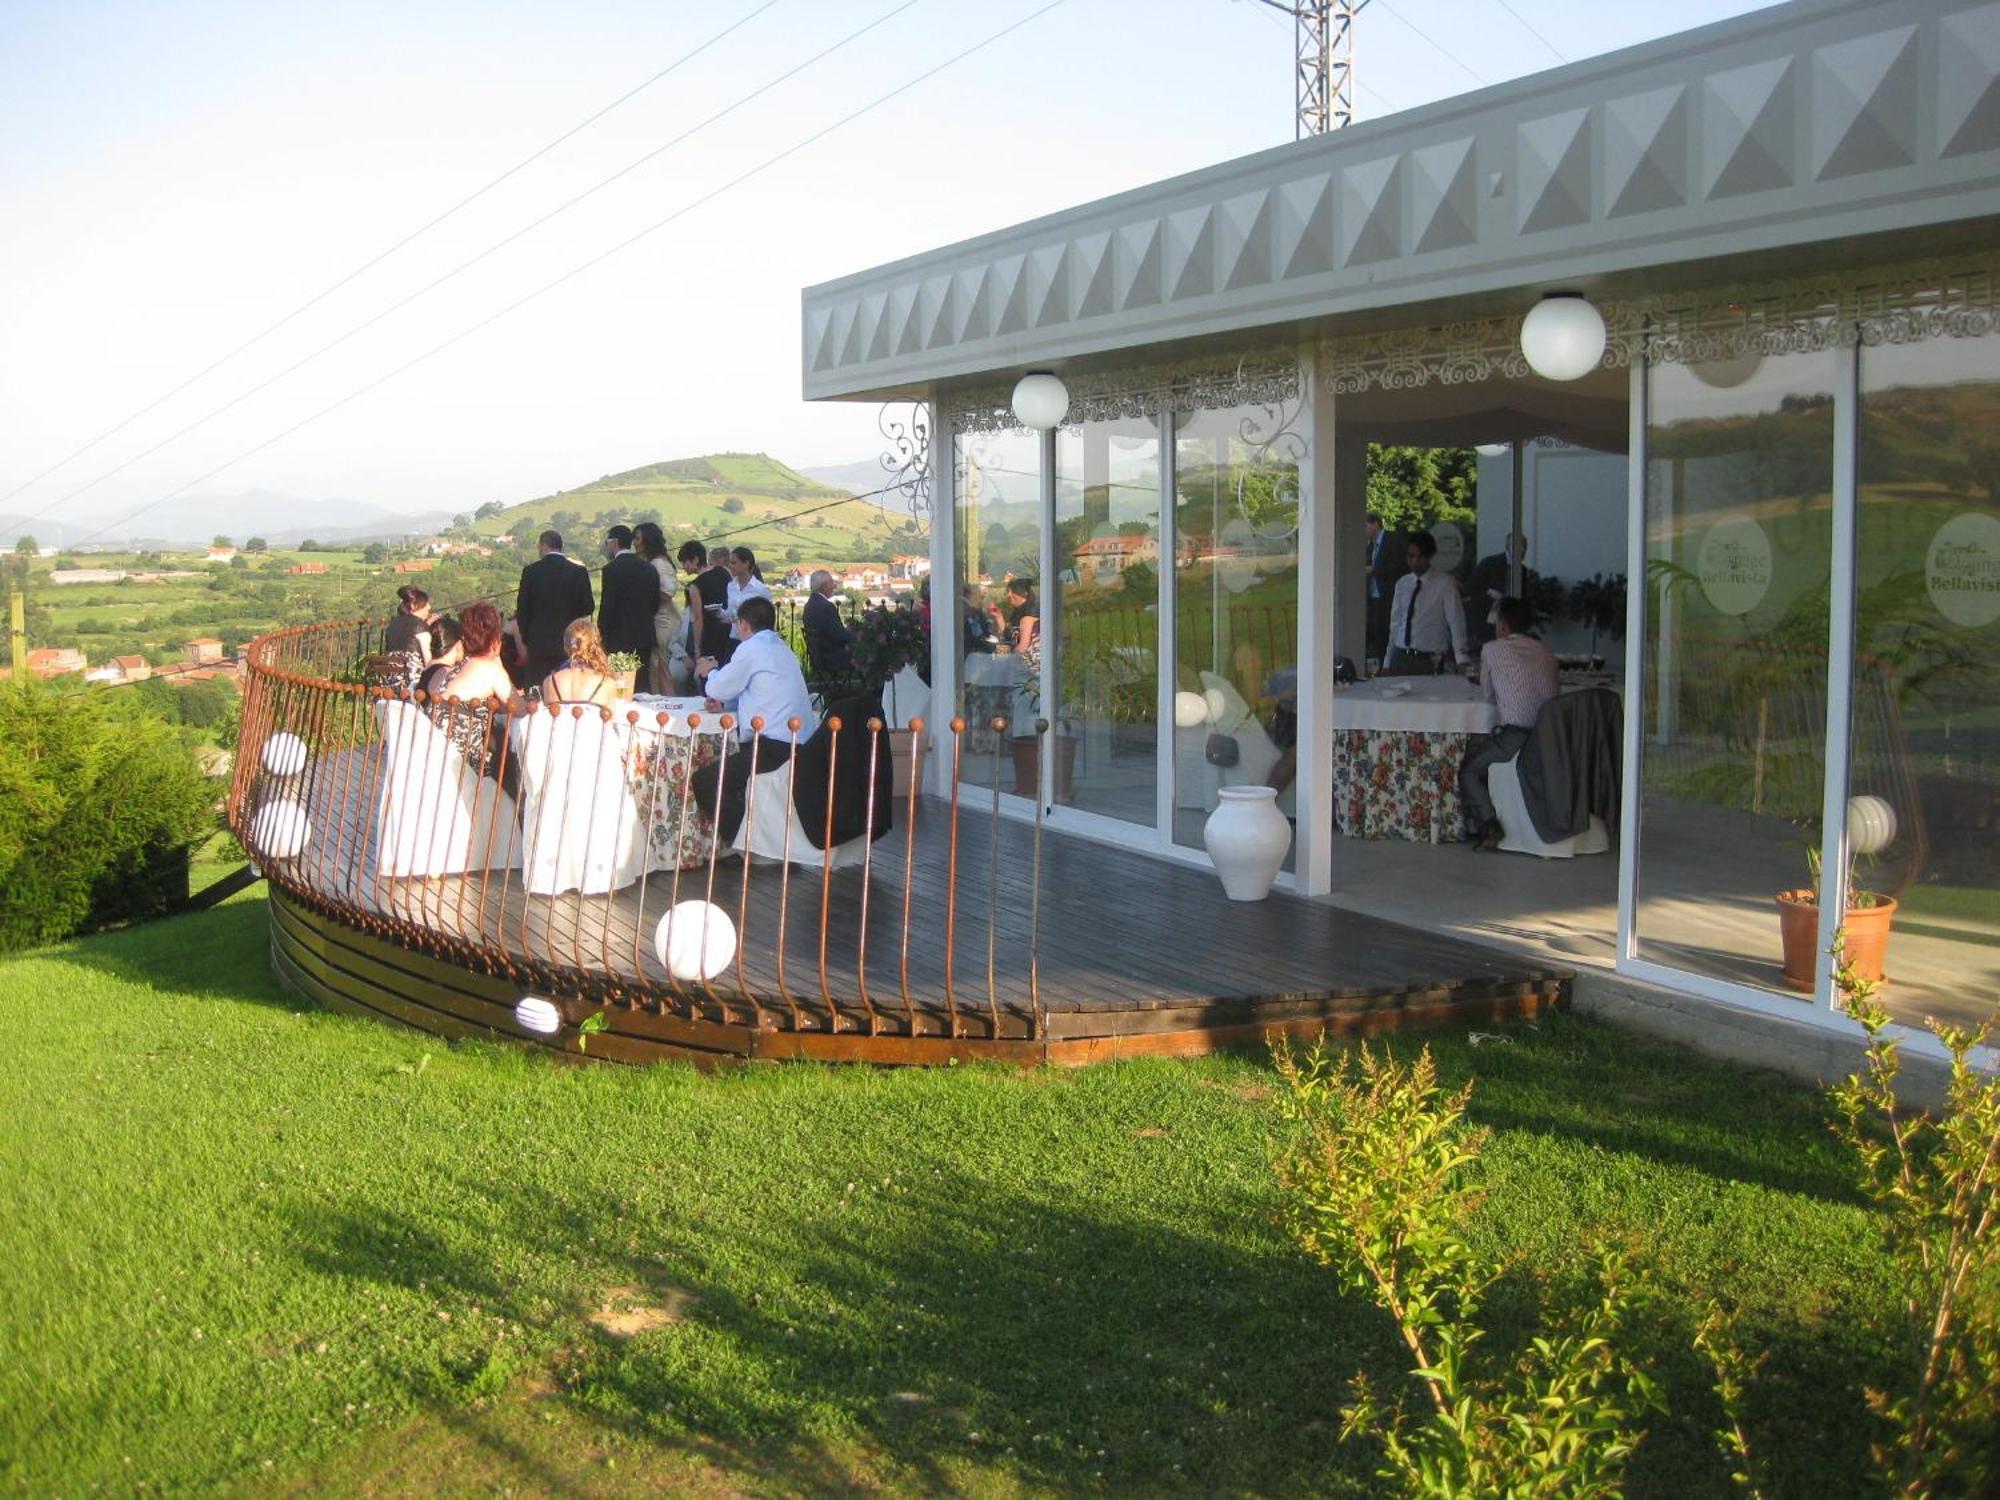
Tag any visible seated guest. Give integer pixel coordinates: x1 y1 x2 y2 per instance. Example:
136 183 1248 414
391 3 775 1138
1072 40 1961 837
802 569 855 676
961 584 996 656
1460 595 1561 850
541 618 625 707
690 595 816 839
415 616 463 697
1383 530 1468 674
428 601 514 778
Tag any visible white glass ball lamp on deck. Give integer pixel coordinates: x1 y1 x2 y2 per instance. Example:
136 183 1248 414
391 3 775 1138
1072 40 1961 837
1519 294 1607 382
1847 795 1898 857
261 731 308 777
250 799 311 860
514 996 562 1035
1010 372 1069 431
655 900 738 983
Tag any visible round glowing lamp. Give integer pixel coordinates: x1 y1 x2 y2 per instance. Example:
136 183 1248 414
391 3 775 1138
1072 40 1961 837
1173 690 1210 729
655 901 738 982
1475 443 1511 458
1520 294 1607 382
514 996 562 1035
1847 795 1899 857
1010 372 1070 431
261 731 309 777
250 799 311 860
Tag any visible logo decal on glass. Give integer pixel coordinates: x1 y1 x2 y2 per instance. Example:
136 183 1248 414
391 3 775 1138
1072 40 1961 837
1926 511 2000 628
1696 519 1773 616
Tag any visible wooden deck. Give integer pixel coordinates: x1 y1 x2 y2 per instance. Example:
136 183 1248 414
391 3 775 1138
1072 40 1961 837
267 773 1570 1066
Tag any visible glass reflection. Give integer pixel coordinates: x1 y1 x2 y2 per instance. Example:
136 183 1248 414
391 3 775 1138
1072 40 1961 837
953 426 1042 797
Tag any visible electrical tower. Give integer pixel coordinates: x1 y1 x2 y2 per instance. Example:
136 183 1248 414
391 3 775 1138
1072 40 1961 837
1253 0 1369 138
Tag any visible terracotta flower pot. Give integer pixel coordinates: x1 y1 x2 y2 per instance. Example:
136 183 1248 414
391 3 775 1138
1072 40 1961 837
1008 735 1076 799
1775 891 1897 992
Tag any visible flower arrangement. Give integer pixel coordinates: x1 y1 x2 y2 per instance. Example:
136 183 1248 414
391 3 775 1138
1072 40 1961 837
851 606 927 692
605 650 642 679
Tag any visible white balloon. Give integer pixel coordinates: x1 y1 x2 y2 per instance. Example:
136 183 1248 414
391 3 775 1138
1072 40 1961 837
655 900 738 983
261 731 308 777
1173 690 1210 729
1847 795 1899 857
514 996 562 1035
251 799 311 860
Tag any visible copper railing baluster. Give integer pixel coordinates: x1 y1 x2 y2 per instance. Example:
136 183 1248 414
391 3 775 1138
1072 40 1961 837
816 716 842 1032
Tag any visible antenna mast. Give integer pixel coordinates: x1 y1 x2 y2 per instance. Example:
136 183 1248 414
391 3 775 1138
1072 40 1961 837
1253 0 1369 138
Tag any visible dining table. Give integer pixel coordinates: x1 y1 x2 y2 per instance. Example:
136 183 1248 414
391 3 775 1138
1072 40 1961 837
621 695 731 871
1330 675 1498 842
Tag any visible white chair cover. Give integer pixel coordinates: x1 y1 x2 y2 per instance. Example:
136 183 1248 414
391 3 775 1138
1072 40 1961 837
512 710 648 896
733 759 866 870
372 700 520 878
1490 754 1611 859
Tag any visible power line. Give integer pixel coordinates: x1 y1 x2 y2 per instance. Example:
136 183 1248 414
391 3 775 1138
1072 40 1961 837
1 0 781 511
1373 0 1489 88
15 0 923 532
1493 0 1567 63
65 0 1068 554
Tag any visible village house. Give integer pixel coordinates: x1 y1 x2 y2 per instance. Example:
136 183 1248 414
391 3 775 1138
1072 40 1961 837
287 561 328 575
48 568 128 586
1072 534 1159 579
204 546 236 564
24 647 86 678
183 638 226 666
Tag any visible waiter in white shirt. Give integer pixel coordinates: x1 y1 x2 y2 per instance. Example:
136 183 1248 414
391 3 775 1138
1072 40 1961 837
1383 529 1469 675
691 595 816 839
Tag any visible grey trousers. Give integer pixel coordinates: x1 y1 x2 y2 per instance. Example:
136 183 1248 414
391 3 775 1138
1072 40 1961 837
1459 725 1533 835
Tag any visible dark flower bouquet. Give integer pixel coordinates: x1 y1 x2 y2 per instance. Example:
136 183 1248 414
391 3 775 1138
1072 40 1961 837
851 605 929 692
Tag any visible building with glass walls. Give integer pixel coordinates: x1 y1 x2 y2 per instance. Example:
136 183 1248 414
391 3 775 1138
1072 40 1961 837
801 0 2000 1069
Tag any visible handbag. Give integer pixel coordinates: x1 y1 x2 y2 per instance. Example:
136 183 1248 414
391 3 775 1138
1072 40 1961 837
1204 732 1240 768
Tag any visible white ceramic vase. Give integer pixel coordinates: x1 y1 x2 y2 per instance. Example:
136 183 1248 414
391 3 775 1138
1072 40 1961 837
1203 786 1291 902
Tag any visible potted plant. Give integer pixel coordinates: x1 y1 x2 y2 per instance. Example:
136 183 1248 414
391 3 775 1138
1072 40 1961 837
1564 572 1627 664
851 605 928 794
1776 809 1898 990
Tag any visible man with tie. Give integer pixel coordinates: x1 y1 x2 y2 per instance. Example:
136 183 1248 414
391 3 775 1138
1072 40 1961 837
1384 529 1469 675
513 529 594 686
1364 511 1404 666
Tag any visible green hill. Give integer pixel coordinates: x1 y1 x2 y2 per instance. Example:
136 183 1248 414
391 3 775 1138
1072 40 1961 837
476 451 921 565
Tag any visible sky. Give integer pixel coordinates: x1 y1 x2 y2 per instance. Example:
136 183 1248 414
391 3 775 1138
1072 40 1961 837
0 0 1783 531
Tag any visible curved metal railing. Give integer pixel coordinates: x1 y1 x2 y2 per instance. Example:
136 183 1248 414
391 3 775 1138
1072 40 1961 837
228 619 1049 1055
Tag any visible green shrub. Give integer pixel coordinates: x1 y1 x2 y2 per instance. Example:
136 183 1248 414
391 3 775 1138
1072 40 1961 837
0 680 215 952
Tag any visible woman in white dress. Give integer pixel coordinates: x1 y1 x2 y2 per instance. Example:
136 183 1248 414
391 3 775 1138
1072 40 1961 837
635 521 688 694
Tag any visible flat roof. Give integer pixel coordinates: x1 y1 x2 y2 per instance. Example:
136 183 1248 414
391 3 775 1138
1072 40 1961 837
802 0 2000 402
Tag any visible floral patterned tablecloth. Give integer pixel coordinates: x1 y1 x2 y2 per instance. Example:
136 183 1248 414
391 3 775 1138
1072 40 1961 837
1331 728 1474 842
625 727 723 871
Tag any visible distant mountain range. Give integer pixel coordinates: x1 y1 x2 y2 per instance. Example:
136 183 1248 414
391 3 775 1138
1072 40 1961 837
0 492 451 551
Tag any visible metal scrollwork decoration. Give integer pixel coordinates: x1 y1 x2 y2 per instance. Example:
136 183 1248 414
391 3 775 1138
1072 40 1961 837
877 401 931 519
1234 391 1306 549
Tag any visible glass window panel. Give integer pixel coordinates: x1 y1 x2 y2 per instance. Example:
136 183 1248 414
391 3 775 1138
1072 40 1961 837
1852 331 2000 1032
1054 417 1161 823
1636 342 1837 993
953 427 1042 797
1172 402 1302 857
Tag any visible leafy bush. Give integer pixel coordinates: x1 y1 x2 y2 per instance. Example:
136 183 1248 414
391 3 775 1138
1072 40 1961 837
1273 1039 1663 1496
0 680 215 952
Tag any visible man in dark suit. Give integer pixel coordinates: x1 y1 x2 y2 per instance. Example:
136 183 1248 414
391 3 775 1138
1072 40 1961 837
598 524 661 692
1364 511 1406 668
514 529 593 686
1467 531 1537 648
802 569 855 680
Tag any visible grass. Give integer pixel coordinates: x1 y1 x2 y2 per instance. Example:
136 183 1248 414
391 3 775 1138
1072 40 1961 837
1 888 1916 1497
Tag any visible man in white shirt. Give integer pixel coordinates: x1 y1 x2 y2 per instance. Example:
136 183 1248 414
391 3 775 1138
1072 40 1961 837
1384 529 1469 674
1460 596 1561 849
691 595 816 838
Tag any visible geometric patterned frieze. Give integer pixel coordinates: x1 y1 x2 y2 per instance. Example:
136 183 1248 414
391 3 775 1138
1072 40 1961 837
803 4 2000 398
1604 84 1689 218
1517 107 1593 232
1703 55 1796 200
1410 137 1479 252
1340 154 1403 266
1939 2 2000 159
1813 25 1919 180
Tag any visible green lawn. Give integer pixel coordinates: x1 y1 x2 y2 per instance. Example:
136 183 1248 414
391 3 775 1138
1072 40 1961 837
1 889 1916 1497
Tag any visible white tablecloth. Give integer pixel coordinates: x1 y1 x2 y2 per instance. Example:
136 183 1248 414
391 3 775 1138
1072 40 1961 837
1332 677 1496 735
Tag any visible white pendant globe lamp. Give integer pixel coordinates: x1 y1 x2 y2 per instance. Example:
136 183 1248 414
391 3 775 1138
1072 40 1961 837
1475 443 1511 458
1520 293 1607 382
1011 371 1070 431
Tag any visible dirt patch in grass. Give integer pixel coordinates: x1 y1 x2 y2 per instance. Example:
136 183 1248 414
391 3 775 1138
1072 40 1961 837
587 1284 696 1340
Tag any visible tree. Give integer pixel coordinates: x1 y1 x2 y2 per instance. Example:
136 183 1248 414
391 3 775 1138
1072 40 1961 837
211 534 233 549
245 536 268 553
721 497 746 514
299 539 320 552
228 554 249 570
1364 444 1477 532
474 500 506 520
13 536 37 558
361 543 389 565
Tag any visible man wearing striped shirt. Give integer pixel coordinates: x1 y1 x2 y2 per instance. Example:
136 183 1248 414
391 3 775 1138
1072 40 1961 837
1461 596 1560 850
